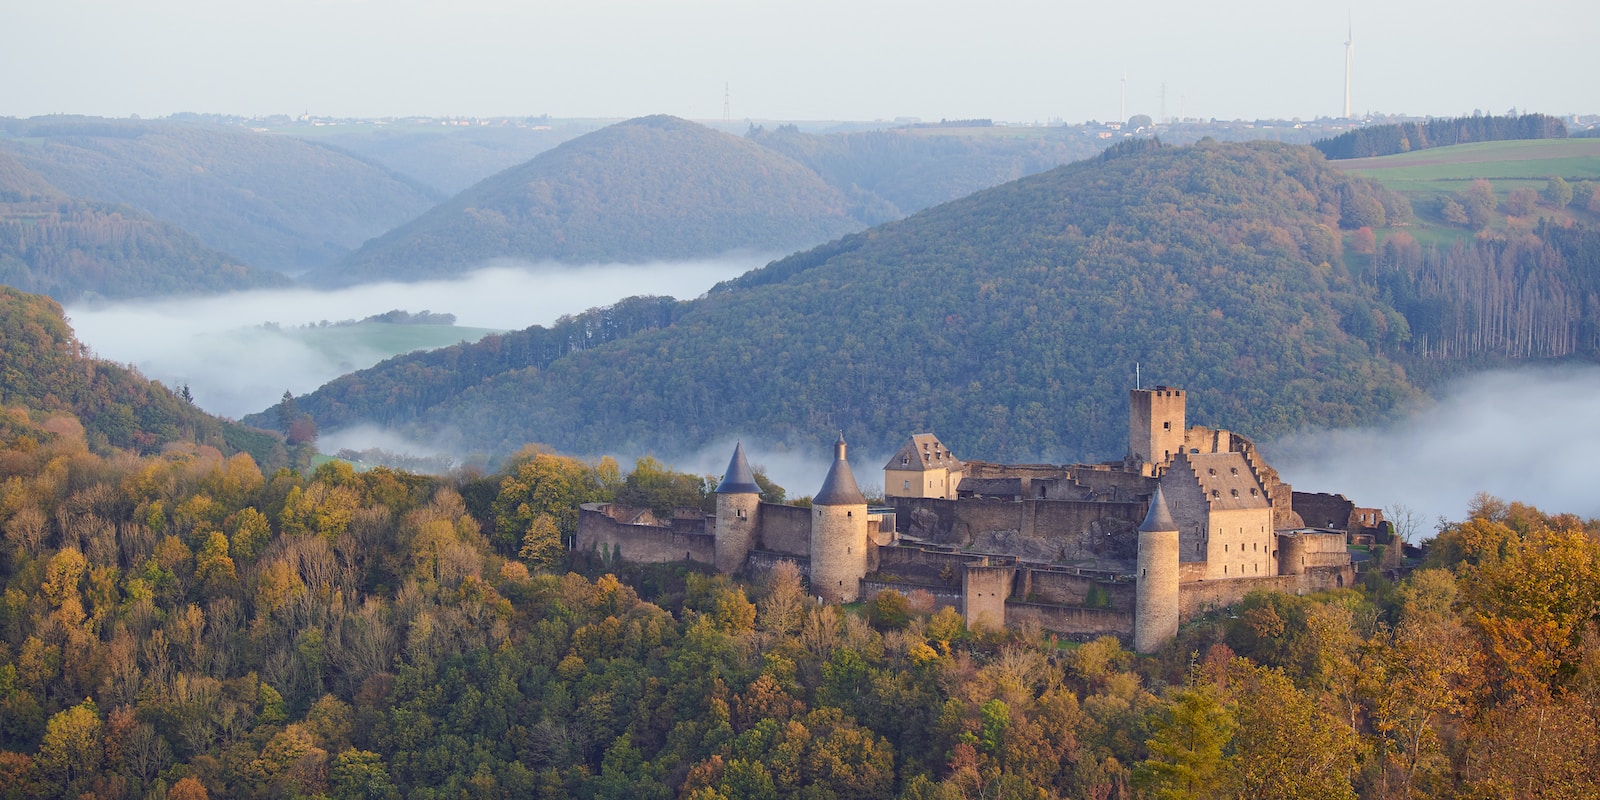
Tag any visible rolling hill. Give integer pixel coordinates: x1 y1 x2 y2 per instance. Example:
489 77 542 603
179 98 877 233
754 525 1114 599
0 150 291 302
747 124 1105 222
0 285 287 464
306 115 867 286
268 140 1427 462
0 116 441 273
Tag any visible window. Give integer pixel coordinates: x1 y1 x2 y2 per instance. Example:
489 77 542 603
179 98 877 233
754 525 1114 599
1211 489 1220 498
1230 467 1238 475
901 456 908 465
903 480 910 490
1163 421 1171 430
1208 468 1216 475
1230 488 1238 497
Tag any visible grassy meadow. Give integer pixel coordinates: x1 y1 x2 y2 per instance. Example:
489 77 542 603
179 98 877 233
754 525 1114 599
1334 138 1600 251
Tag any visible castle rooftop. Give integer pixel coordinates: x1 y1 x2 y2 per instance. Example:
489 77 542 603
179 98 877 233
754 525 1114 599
1140 485 1179 532
715 441 762 495
815 433 868 506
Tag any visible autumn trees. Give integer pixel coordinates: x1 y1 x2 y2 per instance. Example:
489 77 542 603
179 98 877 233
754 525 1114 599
2 384 1599 800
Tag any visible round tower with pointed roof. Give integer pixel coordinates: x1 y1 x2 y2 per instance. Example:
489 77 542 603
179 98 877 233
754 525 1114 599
810 433 869 603
1134 485 1181 653
714 442 762 574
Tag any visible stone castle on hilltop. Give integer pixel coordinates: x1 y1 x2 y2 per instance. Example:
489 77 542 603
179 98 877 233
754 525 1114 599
576 387 1390 651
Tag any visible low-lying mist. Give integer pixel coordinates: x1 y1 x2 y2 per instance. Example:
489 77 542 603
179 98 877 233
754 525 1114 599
1265 364 1600 532
64 258 762 419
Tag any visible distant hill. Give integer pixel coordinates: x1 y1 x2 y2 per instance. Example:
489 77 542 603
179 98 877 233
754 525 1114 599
274 140 1426 462
0 286 287 464
306 115 866 286
0 151 290 302
747 124 1105 221
283 120 605 195
0 117 441 273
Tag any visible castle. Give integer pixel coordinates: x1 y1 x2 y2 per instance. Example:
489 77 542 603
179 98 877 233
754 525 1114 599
576 387 1387 651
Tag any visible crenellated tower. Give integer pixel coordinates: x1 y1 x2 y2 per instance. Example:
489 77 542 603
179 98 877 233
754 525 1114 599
1128 386 1186 476
810 433 869 603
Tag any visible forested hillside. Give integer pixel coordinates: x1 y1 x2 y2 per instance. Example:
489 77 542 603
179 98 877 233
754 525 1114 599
2 394 1598 799
310 116 865 286
0 117 441 273
280 140 1423 462
0 152 290 302
747 125 1104 222
0 286 287 464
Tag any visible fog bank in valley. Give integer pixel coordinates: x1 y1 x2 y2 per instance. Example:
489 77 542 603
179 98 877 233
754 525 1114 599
64 258 762 420
1264 365 1600 533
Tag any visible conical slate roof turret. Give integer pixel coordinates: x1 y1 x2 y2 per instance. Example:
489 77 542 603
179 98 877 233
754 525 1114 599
1140 485 1179 532
715 441 762 495
814 433 867 506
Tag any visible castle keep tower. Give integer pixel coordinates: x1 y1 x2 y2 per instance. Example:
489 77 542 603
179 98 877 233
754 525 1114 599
714 442 762 574
1129 386 1186 476
1134 485 1181 653
810 433 869 603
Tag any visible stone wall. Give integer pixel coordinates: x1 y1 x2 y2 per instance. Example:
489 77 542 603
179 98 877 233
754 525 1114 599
890 496 1143 563
873 545 972 586
860 580 964 612
577 503 715 566
1007 603 1134 639
756 502 811 556
1177 565 1354 619
1018 568 1135 612
747 550 809 581
1277 530 1349 574
1293 491 1360 530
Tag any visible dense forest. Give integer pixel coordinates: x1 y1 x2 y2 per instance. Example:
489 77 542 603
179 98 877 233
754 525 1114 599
1313 113 1567 160
279 140 1423 463
0 287 287 466
2 382 1599 798
0 153 290 303
0 117 441 273
309 116 867 287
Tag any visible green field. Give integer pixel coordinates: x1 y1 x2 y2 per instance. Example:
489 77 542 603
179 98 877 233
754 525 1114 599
1338 139 1600 192
1331 139 1600 250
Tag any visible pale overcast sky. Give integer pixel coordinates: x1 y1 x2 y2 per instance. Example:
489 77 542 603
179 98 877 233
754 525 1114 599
3 0 1595 123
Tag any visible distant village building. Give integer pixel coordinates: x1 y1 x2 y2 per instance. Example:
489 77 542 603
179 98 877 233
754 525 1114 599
576 387 1391 650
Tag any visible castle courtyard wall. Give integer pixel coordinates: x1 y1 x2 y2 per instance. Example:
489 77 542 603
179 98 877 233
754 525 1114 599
756 502 811 556
890 497 1143 563
577 503 715 565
